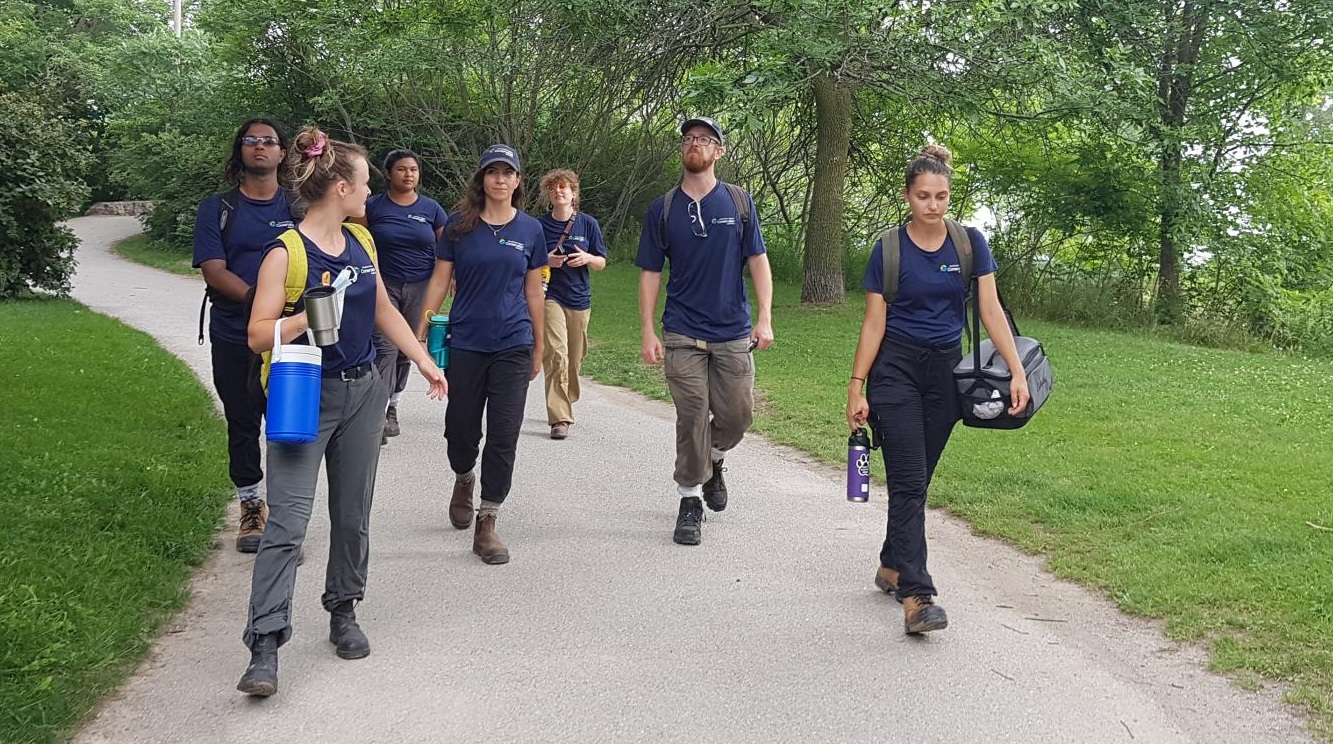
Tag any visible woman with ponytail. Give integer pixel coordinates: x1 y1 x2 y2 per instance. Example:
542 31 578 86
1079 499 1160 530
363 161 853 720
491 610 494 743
237 126 447 697
417 144 546 566
845 144 1029 636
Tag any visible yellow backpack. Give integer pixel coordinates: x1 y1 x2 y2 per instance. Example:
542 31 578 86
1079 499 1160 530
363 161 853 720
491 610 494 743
260 222 378 390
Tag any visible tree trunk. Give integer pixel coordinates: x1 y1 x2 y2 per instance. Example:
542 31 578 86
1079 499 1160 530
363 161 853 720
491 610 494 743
801 73 853 305
1157 146 1182 324
1153 0 1209 324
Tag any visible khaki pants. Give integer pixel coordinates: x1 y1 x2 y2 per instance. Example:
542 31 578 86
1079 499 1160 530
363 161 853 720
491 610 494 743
543 300 591 426
662 332 754 488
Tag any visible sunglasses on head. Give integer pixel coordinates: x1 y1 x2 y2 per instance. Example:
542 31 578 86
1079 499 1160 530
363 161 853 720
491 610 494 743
241 135 281 147
688 199 708 238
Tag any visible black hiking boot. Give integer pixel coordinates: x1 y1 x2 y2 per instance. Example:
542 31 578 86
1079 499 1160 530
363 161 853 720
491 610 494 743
702 460 728 512
329 601 371 660
237 633 279 696
673 496 704 545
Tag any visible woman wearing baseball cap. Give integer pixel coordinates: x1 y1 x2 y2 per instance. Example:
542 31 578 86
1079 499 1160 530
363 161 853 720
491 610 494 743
417 144 547 565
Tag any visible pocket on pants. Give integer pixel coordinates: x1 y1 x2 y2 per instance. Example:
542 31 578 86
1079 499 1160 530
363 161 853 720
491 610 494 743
715 339 754 379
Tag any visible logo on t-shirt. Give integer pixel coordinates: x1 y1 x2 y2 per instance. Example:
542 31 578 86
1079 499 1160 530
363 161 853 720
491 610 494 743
711 216 737 226
939 264 961 274
270 220 296 229
408 214 429 223
500 239 525 251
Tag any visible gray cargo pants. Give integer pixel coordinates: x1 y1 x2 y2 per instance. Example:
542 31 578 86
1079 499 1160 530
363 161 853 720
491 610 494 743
662 332 755 488
374 278 430 397
243 365 389 648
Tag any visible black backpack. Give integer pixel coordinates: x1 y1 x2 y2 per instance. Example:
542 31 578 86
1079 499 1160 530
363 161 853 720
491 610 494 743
196 188 296 344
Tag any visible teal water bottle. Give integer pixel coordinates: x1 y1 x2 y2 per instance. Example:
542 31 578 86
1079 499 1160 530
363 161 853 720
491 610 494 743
426 314 450 370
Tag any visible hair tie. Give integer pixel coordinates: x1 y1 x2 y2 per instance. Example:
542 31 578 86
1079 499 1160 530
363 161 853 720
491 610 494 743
303 133 327 158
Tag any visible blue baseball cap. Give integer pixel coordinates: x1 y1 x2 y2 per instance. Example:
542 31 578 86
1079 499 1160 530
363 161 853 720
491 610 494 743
479 144 521 172
680 117 724 145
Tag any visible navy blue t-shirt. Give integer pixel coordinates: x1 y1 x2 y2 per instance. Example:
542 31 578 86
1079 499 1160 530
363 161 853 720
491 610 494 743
862 225 998 348
261 227 379 374
539 212 607 311
193 191 296 345
435 212 547 353
635 183 767 343
365 192 448 284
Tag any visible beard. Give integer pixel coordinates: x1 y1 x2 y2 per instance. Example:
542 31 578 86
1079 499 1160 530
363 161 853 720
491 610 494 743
682 150 715 174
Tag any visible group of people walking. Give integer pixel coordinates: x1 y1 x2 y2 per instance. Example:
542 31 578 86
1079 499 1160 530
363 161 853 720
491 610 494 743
190 113 1027 698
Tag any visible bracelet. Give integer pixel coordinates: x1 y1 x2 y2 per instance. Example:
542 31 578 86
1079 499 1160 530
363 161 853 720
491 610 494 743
850 376 866 383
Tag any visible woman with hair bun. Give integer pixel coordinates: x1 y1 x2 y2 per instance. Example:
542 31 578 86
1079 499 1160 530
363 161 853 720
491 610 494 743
845 144 1029 635
363 149 449 442
237 125 447 697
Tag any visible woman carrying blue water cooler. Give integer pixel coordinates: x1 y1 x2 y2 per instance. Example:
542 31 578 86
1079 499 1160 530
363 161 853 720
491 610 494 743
417 144 547 566
236 125 447 697
845 144 1028 636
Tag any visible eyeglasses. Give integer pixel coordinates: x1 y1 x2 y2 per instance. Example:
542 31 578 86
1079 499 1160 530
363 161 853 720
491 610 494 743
241 136 281 147
681 134 720 147
687 199 707 238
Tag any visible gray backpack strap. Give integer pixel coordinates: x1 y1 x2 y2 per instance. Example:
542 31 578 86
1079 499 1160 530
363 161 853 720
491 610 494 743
880 226 901 306
945 218 973 299
658 186 679 251
722 182 751 232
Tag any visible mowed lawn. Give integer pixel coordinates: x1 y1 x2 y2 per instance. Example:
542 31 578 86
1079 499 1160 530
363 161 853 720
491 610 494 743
581 262 1333 737
0 298 229 744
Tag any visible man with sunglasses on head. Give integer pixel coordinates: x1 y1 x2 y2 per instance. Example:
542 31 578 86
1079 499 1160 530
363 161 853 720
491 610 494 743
637 116 775 546
193 118 297 554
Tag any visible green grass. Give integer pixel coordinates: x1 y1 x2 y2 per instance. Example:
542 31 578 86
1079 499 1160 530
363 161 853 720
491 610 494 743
114 235 196 276
583 262 1333 738
0 298 229 744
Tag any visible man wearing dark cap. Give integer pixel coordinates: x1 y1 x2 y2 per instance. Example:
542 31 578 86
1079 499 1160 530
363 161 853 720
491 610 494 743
636 116 775 546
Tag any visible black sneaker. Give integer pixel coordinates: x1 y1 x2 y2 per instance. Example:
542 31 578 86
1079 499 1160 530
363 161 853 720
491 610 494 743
702 460 727 512
673 496 704 545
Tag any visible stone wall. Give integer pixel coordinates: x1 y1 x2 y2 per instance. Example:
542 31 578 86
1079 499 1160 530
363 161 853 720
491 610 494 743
84 201 154 216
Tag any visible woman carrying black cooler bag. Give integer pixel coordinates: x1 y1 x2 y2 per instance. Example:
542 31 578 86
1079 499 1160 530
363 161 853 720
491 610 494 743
845 144 1030 636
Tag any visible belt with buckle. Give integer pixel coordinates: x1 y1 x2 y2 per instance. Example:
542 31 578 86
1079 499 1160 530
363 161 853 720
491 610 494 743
324 362 372 381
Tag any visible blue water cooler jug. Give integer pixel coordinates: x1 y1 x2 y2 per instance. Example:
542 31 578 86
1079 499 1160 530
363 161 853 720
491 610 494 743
266 317 322 443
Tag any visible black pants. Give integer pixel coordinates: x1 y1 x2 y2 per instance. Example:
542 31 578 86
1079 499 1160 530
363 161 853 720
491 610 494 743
211 340 266 489
444 347 532 505
867 333 961 599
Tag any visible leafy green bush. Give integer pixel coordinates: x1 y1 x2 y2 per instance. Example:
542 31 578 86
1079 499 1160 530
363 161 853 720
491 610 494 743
0 93 91 299
108 129 227 249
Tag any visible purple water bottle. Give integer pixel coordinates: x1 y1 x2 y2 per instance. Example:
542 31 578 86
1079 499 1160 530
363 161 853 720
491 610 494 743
847 427 871 502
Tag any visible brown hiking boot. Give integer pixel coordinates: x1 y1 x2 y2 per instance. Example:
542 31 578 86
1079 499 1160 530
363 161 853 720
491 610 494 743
448 477 474 530
874 566 902 603
472 511 510 564
903 595 949 634
236 500 267 553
